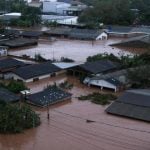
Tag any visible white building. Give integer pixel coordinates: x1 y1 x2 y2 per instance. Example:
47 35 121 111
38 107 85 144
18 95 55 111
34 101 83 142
96 31 108 40
0 46 8 57
84 77 122 92
42 15 78 25
42 1 71 14
6 62 63 83
0 13 21 20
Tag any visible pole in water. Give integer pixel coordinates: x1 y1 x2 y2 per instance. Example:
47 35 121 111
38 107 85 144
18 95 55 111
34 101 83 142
47 104 50 120
47 113 50 120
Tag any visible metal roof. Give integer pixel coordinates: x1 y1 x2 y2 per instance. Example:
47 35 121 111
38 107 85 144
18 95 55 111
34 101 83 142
69 29 105 40
52 62 80 69
105 78 122 86
45 27 72 35
21 31 43 37
0 38 38 48
111 35 150 48
106 89 150 122
13 62 61 80
106 101 150 122
28 86 72 107
0 58 26 70
79 60 118 74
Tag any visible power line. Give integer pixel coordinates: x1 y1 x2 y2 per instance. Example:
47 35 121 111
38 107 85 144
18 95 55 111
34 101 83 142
50 111 150 143
50 118 147 150
51 109 150 134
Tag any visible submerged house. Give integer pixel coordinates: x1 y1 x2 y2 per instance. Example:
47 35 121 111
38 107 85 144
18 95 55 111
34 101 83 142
83 68 129 92
110 35 150 48
21 31 43 39
44 27 72 38
11 62 62 83
0 58 26 79
69 60 119 77
28 86 72 107
106 26 150 38
0 87 20 103
44 28 108 40
84 77 123 92
106 89 150 122
69 29 108 40
0 38 38 48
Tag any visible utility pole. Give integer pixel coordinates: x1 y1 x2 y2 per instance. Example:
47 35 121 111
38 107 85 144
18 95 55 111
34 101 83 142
47 100 50 120
52 49 55 62
44 96 50 120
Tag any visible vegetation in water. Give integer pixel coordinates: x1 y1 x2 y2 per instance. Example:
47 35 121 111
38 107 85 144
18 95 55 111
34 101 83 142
86 53 150 69
78 93 117 105
0 101 40 133
59 81 74 90
127 66 150 88
34 53 48 62
0 80 27 94
60 57 75 62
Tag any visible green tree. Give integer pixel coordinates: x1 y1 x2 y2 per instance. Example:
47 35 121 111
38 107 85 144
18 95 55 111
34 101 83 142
7 80 27 93
0 102 40 133
128 66 150 88
79 0 135 26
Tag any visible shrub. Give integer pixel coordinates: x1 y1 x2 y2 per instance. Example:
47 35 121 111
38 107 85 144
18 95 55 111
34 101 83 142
7 80 27 93
59 81 74 90
34 53 48 62
78 93 117 105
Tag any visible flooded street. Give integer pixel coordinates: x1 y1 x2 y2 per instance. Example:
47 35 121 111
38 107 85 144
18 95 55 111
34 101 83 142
0 76 150 150
1 37 150 150
9 38 132 62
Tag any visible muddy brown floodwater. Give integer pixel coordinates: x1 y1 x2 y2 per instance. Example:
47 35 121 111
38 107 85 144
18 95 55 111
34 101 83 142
0 75 150 150
9 38 133 62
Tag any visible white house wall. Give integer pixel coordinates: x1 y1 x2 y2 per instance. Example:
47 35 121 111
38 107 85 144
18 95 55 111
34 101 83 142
89 79 116 91
96 32 108 40
5 71 64 83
